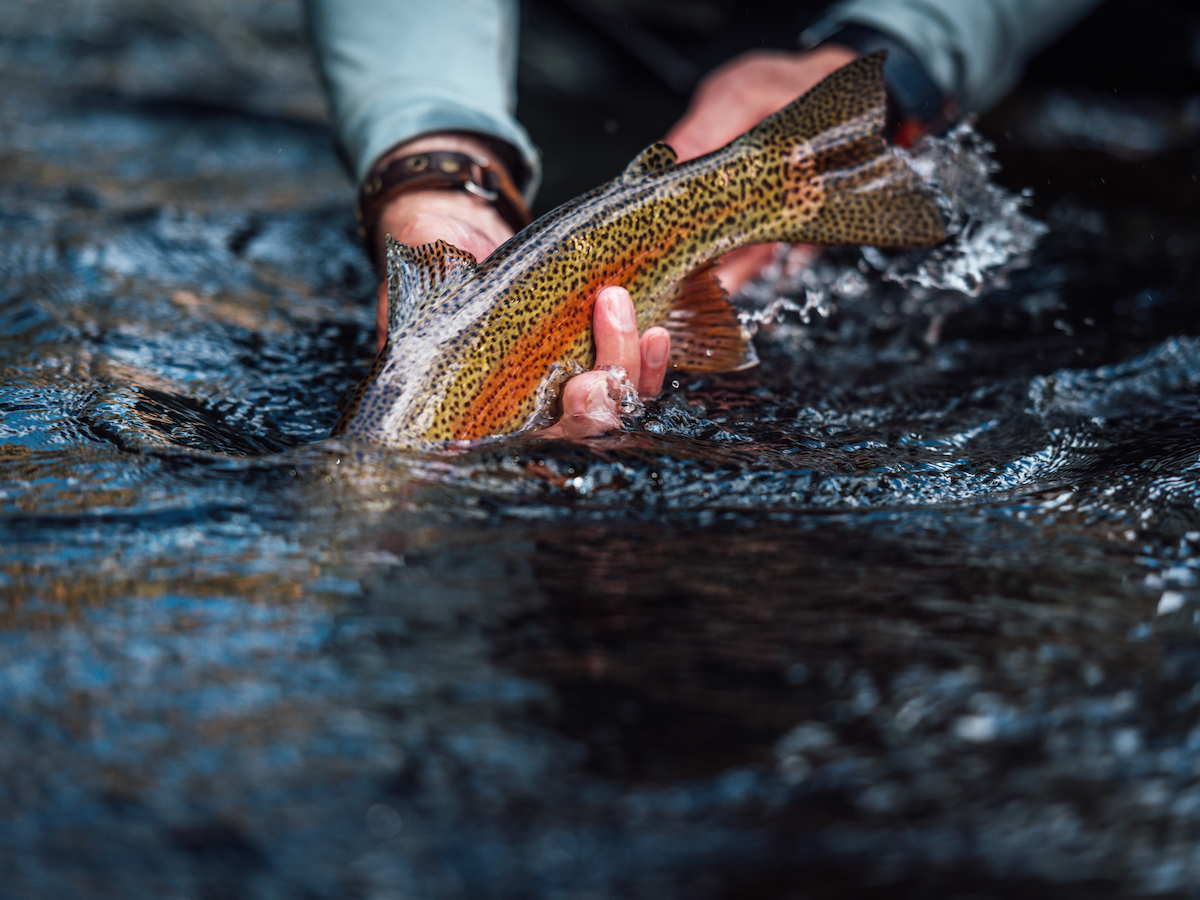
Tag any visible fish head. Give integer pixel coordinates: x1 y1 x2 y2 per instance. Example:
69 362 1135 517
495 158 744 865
335 238 486 449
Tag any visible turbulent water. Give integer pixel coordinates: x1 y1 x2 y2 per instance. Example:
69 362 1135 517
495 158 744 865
3 2 1200 898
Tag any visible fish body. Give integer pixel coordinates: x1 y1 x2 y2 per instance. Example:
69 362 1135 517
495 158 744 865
334 52 945 449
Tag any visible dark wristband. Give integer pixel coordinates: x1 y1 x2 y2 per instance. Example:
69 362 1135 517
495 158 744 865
357 150 532 272
803 22 956 146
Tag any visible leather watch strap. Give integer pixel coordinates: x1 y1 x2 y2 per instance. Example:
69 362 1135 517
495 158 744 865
357 150 532 271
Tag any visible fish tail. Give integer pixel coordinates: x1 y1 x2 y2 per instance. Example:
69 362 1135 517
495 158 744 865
744 51 945 249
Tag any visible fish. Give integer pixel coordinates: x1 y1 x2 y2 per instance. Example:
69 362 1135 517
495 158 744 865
333 51 945 450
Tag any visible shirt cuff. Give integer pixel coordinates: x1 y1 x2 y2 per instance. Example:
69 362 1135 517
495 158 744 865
342 93 542 205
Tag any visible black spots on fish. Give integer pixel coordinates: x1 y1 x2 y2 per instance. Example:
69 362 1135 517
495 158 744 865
344 59 943 448
750 52 886 150
623 142 679 179
808 166 944 248
330 349 391 437
735 52 945 248
783 174 825 228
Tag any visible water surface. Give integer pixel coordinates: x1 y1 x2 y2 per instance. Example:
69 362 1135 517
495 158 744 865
3 1 1200 897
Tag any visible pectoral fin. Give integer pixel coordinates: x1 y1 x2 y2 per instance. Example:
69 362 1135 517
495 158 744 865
385 236 478 336
663 263 758 372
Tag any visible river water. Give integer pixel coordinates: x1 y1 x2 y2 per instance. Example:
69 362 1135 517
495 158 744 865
3 1 1200 898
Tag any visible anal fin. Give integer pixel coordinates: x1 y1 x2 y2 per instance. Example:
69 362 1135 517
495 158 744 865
664 263 758 373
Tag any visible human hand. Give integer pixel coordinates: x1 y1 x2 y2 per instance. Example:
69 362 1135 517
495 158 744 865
536 47 856 438
662 45 858 293
373 204 666 441
367 139 668 441
368 135 515 352
372 190 513 350
540 286 670 440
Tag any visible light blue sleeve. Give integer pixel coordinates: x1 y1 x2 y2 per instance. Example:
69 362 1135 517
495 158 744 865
811 0 1104 112
304 0 540 198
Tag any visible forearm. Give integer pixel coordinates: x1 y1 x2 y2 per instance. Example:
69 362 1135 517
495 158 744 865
304 0 539 196
806 0 1103 113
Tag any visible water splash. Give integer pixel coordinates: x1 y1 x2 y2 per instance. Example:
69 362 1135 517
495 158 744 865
739 122 1049 332
881 122 1049 294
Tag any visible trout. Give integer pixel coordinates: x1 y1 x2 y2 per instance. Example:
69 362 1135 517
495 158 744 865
334 52 945 449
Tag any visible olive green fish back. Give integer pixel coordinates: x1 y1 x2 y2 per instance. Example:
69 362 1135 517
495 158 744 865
738 51 945 249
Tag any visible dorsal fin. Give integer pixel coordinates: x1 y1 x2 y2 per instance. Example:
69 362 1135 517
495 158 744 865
386 236 478 335
621 142 679 180
663 263 758 372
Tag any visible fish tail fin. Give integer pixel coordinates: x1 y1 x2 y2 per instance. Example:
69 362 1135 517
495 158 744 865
745 51 945 249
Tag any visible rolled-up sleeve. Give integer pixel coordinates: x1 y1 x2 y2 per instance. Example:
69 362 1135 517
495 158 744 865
818 0 1103 113
304 0 539 197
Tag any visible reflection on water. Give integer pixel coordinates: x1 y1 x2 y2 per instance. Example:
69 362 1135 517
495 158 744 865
3 1 1200 897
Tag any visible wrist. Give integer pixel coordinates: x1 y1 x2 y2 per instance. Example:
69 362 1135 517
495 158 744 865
358 132 531 272
375 189 510 266
370 133 498 172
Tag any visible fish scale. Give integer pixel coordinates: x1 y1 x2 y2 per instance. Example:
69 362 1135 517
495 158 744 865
333 51 946 449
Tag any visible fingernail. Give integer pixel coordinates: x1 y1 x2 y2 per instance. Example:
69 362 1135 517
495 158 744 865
604 290 635 331
645 334 667 369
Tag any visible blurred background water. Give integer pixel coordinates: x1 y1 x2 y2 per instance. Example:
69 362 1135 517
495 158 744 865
2 1 1200 897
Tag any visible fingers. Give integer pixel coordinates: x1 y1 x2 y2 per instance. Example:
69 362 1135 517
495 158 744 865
544 286 672 440
593 286 672 397
592 286 641 386
546 287 637 440
639 326 669 397
545 371 624 440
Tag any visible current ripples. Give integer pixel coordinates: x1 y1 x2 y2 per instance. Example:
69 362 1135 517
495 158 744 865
3 5 1200 893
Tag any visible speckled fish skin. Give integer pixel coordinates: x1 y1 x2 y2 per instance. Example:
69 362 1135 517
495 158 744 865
334 52 945 450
